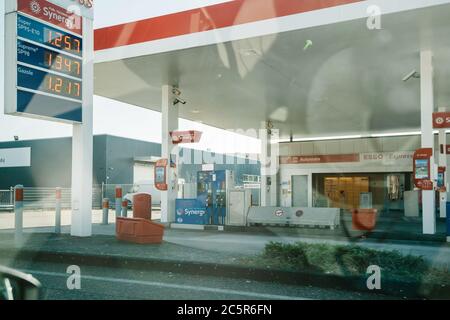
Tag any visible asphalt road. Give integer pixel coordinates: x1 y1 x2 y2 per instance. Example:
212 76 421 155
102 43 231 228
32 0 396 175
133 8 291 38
0 258 395 300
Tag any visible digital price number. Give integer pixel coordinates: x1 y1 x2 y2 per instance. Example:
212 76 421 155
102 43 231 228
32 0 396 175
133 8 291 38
45 29 82 56
45 52 81 77
46 75 81 99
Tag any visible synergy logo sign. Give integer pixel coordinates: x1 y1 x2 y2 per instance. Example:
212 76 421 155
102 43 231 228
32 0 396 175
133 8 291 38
178 208 207 217
18 0 83 35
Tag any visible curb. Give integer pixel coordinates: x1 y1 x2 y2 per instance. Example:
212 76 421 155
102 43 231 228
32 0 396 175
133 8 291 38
2 247 449 299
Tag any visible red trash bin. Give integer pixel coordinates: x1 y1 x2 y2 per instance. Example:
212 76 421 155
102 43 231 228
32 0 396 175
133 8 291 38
116 218 164 244
133 193 152 220
116 193 163 244
352 209 378 231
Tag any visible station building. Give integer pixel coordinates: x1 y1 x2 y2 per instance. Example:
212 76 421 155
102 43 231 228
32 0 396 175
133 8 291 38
2 0 450 239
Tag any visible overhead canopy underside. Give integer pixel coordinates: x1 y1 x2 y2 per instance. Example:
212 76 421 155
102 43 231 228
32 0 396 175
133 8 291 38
94 4 450 140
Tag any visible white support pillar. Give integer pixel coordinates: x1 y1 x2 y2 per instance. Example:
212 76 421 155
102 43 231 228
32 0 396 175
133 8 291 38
260 122 279 207
161 85 179 224
71 18 94 237
438 107 447 219
420 50 436 235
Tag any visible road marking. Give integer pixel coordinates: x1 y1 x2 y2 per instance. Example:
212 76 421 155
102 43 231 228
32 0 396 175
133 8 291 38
21 269 310 300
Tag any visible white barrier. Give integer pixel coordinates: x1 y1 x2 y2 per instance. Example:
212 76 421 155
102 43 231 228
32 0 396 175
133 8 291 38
247 207 340 230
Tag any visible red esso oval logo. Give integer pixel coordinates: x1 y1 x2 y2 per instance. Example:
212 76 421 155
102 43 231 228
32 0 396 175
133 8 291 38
436 117 445 125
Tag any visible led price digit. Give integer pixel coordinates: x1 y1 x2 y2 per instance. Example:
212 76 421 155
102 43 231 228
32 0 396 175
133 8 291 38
46 75 81 99
45 29 81 55
44 52 82 77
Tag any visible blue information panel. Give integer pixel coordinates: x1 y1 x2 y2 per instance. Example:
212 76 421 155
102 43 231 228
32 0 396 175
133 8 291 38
17 90 82 122
13 13 83 123
17 14 82 57
18 65 82 100
18 40 82 78
175 199 209 225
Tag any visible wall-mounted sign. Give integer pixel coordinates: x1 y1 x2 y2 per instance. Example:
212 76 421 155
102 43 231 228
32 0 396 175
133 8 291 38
280 154 359 165
433 112 450 129
4 0 85 123
413 148 433 191
18 0 83 35
0 148 31 168
360 152 414 166
154 159 168 191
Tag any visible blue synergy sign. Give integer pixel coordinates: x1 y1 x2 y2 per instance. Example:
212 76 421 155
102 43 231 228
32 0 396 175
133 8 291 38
13 11 83 122
175 199 209 225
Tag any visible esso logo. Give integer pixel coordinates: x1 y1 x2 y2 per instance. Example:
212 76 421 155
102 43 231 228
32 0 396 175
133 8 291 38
436 117 445 125
274 210 284 217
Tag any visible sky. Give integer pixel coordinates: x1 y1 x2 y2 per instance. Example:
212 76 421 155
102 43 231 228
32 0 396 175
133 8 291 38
0 0 260 155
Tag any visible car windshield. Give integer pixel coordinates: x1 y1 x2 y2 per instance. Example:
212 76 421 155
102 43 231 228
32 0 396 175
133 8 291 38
0 0 449 308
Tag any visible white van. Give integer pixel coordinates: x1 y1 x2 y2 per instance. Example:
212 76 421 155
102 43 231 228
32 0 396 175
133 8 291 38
123 180 161 208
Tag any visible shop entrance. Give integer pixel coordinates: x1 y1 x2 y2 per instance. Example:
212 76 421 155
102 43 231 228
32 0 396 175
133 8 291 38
324 177 369 210
292 175 308 207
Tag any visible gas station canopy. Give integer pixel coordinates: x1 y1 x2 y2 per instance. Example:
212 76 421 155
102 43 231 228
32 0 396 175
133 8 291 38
93 1 450 140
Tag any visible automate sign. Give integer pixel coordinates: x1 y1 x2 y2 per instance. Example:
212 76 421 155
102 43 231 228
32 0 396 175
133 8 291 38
280 154 360 164
4 0 84 123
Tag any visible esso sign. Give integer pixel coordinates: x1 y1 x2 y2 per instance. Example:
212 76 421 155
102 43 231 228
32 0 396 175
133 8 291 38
433 112 450 129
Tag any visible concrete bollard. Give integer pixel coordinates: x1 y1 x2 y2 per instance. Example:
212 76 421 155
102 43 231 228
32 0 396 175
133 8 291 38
115 186 122 217
55 187 62 234
121 200 128 218
102 198 109 225
14 185 24 247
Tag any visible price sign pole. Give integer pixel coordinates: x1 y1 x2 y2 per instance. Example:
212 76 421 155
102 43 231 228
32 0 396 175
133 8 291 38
4 0 94 237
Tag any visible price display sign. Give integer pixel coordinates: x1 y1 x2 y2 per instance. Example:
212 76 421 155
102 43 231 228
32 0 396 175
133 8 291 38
5 0 84 123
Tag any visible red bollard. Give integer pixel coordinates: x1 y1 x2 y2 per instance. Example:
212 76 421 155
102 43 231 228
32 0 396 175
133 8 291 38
121 200 128 218
115 186 122 217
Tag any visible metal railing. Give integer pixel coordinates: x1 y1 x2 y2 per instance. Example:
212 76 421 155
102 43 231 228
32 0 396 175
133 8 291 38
0 188 14 211
0 186 103 210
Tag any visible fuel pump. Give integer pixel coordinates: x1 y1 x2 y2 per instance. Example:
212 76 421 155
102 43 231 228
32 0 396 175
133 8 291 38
197 170 234 226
